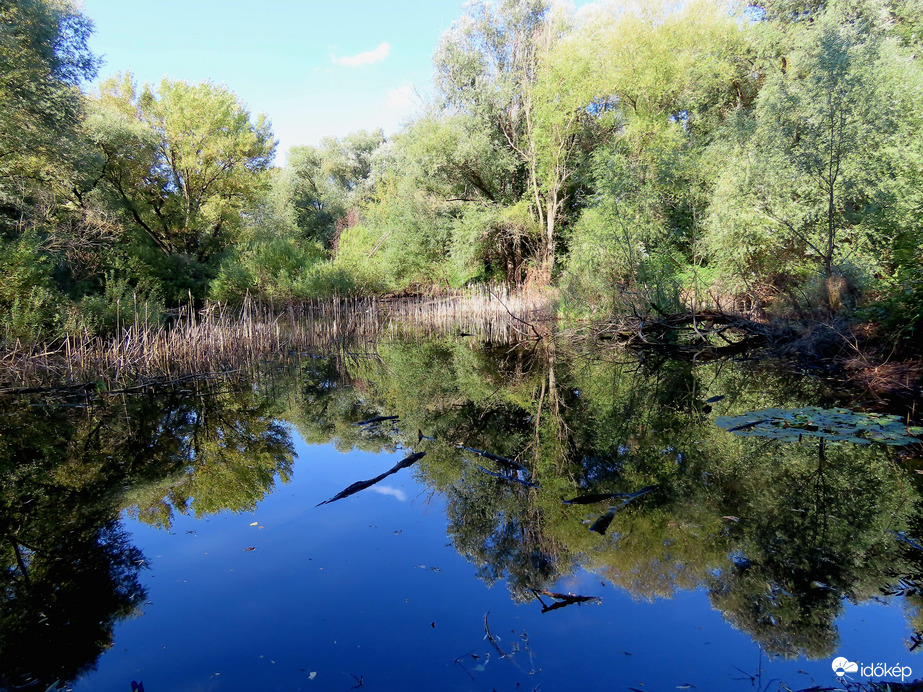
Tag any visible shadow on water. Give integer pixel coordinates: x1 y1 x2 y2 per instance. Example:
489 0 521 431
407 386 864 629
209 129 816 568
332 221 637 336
1 330 922 689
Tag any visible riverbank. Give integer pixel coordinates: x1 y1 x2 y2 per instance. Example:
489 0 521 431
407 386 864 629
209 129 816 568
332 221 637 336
583 308 922 416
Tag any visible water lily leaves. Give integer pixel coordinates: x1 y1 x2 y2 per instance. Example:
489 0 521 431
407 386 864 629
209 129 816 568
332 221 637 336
715 407 923 445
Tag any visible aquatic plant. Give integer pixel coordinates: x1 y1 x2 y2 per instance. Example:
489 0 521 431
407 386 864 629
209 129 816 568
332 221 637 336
716 406 923 445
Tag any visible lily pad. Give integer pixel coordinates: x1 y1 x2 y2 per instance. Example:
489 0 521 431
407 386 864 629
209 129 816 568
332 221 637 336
715 406 923 445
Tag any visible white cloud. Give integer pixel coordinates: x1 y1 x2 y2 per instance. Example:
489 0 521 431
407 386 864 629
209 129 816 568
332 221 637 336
370 485 407 502
385 84 416 111
332 42 391 67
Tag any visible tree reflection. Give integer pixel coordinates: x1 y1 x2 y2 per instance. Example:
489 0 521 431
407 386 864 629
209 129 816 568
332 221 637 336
1 334 919 688
285 336 921 658
0 380 295 689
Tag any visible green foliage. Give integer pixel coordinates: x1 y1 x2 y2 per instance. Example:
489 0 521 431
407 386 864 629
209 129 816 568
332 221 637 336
4 0 923 340
283 128 384 247
0 0 97 209
561 145 685 314
344 171 453 290
66 274 165 337
703 5 923 310
87 72 275 300
332 223 394 293
557 0 754 314
211 237 359 303
211 237 324 303
0 232 64 341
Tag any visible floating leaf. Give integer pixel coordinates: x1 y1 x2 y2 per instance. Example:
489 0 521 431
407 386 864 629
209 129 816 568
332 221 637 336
715 407 922 445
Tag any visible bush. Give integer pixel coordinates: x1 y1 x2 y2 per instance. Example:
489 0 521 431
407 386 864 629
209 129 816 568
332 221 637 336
0 233 65 342
65 275 165 337
210 237 330 304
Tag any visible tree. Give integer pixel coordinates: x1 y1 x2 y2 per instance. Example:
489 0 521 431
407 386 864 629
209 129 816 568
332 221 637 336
283 128 384 248
704 5 920 306
559 0 754 312
0 0 97 214
87 73 275 297
434 0 564 281
0 0 100 339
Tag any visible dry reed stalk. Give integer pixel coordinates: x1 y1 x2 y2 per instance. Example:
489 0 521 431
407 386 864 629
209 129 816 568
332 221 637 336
0 288 556 387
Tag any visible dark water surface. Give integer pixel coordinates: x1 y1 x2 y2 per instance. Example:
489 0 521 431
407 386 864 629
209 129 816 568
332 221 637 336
2 336 922 691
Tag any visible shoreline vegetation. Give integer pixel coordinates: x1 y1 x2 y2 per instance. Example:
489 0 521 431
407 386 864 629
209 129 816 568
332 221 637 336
0 288 555 387
1 289 919 417
2 0 922 407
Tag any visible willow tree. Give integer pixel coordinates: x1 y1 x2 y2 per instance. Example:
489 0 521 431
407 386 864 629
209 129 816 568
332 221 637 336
0 0 96 205
434 0 567 282
704 3 922 307
0 0 99 338
560 0 754 312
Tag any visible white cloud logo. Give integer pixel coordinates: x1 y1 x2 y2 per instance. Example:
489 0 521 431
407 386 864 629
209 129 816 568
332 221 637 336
832 657 859 677
332 43 391 67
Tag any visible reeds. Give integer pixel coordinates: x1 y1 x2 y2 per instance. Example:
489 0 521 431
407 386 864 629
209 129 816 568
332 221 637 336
0 288 555 387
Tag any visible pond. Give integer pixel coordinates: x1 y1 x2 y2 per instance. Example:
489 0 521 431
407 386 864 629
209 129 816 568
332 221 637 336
2 334 922 691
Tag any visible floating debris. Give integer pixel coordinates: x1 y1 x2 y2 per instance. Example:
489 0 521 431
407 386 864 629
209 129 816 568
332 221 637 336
587 486 659 535
563 493 625 505
458 445 529 473
590 510 617 535
476 464 539 488
564 487 657 505
890 530 923 552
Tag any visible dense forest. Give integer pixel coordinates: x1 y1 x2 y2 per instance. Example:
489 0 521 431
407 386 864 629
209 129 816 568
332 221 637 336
2 0 922 346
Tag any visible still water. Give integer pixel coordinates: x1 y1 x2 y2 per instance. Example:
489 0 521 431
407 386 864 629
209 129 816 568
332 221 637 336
2 336 921 691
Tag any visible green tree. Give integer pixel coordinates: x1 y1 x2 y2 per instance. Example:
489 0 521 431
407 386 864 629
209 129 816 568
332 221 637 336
0 0 97 218
560 0 754 313
434 0 560 281
283 128 384 248
87 73 275 301
704 4 922 308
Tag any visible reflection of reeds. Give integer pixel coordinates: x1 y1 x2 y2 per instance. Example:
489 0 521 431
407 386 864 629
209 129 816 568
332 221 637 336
1 289 554 386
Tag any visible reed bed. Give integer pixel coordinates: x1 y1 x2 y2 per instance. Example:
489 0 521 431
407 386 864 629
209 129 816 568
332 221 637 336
0 288 555 387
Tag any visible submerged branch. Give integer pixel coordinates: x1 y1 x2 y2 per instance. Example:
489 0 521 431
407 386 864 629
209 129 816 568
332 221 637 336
529 589 601 613
316 452 426 506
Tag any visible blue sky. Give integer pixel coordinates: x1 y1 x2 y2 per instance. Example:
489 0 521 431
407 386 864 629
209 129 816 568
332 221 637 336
81 1 475 161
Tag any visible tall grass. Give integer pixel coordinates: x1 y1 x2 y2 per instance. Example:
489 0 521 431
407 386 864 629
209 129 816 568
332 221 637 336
0 287 555 387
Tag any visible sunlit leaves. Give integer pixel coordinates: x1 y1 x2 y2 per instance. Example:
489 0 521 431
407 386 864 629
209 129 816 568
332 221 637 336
88 72 275 268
